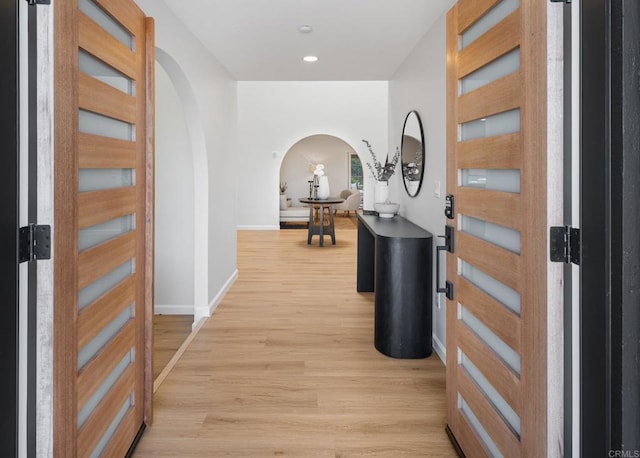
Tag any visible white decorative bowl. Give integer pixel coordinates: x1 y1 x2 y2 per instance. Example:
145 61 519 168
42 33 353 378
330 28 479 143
374 202 400 218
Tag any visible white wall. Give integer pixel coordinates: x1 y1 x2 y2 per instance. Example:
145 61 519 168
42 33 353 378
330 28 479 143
154 62 194 312
388 13 449 359
137 0 238 324
237 81 388 229
280 134 354 206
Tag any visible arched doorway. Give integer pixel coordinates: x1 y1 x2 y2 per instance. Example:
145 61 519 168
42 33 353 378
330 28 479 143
279 134 362 205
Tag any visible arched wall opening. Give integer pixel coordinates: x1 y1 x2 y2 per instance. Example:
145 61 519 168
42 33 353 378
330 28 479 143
154 47 209 325
279 134 363 206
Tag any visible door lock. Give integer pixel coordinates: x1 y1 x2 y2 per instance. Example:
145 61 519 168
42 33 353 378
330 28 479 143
445 194 454 219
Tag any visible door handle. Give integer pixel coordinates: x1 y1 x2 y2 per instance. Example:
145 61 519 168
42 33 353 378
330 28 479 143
436 225 454 301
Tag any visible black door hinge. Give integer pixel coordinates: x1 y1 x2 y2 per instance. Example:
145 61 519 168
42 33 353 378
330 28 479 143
25 0 50 5
550 226 580 265
550 0 571 3
19 224 51 263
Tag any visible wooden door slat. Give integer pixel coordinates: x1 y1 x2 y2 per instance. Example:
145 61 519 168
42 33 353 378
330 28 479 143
457 322 521 415
458 11 520 78
79 12 136 80
79 133 136 169
458 133 522 169
458 367 521 457
77 320 135 411
457 231 520 292
79 72 136 124
77 364 135 456
458 277 521 353
54 1 79 455
98 407 138 457
457 188 521 231
520 0 551 453
77 276 135 349
458 71 521 123
79 187 136 230
78 231 135 290
143 16 156 426
457 0 501 34
92 0 144 36
456 410 491 458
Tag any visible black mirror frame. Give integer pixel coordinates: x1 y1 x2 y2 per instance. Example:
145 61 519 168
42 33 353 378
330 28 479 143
401 110 425 198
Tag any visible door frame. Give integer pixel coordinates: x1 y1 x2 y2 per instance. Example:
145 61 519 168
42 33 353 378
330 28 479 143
0 0 19 454
580 0 640 453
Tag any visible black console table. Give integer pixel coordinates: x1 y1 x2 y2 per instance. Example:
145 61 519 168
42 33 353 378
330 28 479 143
357 213 433 358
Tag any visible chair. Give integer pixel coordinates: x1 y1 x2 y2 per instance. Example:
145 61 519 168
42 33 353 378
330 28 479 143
334 189 361 216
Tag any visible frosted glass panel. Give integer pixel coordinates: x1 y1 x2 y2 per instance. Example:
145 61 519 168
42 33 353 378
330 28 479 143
460 109 520 141
78 305 133 370
79 110 133 141
79 50 133 95
461 353 521 435
461 49 520 95
460 396 502 457
79 169 133 192
461 307 521 374
461 169 521 193
92 397 132 458
78 0 132 49
461 260 521 314
77 352 131 428
461 215 521 254
460 0 520 49
78 263 133 310
79 216 134 251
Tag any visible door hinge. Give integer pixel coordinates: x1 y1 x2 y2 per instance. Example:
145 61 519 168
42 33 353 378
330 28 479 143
550 226 580 265
550 0 571 3
25 0 50 5
19 224 51 263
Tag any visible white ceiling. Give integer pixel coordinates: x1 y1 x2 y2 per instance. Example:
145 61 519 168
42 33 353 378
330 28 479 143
162 0 456 81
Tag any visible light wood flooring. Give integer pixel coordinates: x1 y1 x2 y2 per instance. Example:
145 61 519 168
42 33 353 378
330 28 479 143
153 314 194 380
135 216 454 456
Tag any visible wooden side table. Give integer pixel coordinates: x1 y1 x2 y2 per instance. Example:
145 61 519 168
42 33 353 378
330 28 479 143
299 198 344 247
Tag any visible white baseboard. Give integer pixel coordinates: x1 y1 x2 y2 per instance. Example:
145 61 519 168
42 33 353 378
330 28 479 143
193 269 239 329
154 304 194 315
208 269 238 314
237 225 279 231
432 334 446 365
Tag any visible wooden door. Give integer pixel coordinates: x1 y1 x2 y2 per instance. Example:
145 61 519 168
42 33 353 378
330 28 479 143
53 0 154 455
445 0 549 456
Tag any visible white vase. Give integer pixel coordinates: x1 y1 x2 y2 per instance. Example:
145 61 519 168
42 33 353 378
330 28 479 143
374 181 389 203
279 194 288 210
318 176 330 199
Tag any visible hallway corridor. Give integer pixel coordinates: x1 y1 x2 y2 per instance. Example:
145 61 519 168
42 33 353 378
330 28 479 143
134 224 453 456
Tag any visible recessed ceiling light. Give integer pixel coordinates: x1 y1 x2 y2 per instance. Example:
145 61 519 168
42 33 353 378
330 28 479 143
298 25 313 34
303 55 318 63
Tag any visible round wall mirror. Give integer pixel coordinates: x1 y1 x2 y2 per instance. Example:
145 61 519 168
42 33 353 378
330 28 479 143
401 111 425 197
